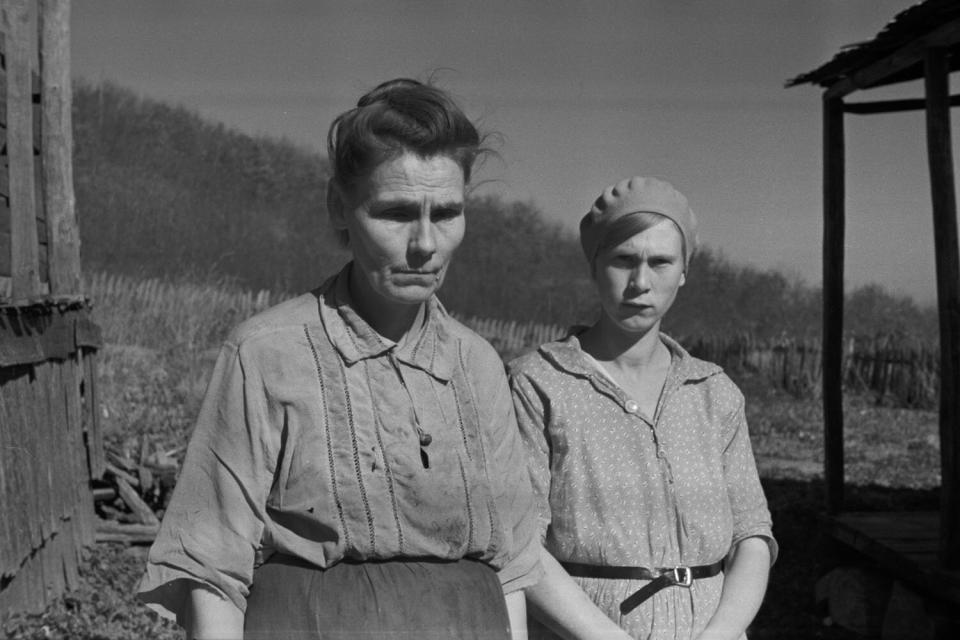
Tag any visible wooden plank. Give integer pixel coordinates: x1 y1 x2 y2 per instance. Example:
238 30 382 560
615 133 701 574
68 355 94 546
825 512 960 603
844 94 960 115
50 358 74 523
925 47 960 571
38 0 79 295
0 372 31 576
825 18 960 99
95 519 159 544
2 0 41 299
11 368 41 552
823 94 846 514
82 349 104 479
0 370 17 577
31 361 55 542
115 476 159 526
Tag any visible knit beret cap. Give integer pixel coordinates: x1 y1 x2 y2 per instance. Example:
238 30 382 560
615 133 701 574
579 176 698 267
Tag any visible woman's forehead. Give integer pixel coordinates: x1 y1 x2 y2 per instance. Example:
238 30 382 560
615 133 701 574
361 152 465 202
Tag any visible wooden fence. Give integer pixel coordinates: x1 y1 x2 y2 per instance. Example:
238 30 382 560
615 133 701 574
1 0 102 616
686 333 940 408
461 318 941 409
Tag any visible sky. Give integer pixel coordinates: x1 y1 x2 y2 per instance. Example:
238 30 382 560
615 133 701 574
69 0 952 305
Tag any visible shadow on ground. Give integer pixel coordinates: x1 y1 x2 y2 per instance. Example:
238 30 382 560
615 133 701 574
752 477 940 640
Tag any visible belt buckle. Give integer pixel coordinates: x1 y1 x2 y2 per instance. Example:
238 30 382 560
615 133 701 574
669 566 693 587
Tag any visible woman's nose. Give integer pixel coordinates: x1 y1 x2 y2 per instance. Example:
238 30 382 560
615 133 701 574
409 219 437 257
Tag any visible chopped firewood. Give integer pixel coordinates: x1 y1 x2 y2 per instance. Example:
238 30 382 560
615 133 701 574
95 519 159 545
145 449 180 470
105 461 139 488
137 465 154 492
115 476 160 526
93 487 118 503
139 436 150 466
107 449 138 472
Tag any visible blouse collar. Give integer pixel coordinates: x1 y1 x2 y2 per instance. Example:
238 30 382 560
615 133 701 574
538 328 721 385
317 263 457 381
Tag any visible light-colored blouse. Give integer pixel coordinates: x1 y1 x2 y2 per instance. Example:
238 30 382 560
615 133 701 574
508 332 776 639
138 265 542 620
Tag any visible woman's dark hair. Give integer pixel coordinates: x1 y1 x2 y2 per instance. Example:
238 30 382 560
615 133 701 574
327 78 483 199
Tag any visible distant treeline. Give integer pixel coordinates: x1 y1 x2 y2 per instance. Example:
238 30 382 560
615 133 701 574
73 81 939 342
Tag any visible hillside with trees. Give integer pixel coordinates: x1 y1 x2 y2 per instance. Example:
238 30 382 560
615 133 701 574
72 81 937 342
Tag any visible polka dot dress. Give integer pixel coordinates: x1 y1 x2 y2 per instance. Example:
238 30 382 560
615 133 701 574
508 333 776 640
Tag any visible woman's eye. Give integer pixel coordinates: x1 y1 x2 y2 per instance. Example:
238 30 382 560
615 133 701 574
381 208 412 220
432 208 462 221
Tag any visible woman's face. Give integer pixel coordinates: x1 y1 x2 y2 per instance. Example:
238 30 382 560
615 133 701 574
593 218 686 336
331 151 466 314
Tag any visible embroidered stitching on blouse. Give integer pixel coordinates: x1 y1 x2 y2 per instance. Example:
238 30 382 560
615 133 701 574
336 355 377 554
409 316 427 363
457 455 475 550
304 325 352 550
363 358 405 554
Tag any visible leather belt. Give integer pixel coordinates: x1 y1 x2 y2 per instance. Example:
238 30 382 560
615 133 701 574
561 560 724 614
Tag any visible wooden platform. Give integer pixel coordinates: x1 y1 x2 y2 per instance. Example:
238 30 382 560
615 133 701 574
822 511 960 604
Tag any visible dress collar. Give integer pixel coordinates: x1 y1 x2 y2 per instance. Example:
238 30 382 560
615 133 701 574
317 263 457 381
538 328 721 384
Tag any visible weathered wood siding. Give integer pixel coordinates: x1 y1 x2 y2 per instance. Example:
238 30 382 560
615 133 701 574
0 0 100 616
0 305 102 615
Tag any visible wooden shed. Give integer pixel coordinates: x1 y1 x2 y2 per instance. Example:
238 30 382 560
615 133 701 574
0 0 103 615
787 0 960 629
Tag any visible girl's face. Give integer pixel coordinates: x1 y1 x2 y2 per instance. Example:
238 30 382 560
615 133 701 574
593 219 686 336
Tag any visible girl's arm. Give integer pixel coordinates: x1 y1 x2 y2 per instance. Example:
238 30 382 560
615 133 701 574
506 590 528 640
695 536 771 640
184 584 245 640
526 547 633 640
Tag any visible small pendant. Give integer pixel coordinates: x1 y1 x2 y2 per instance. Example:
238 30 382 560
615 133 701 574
417 428 432 469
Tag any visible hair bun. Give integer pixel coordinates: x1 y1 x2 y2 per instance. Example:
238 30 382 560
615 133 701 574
356 78 425 107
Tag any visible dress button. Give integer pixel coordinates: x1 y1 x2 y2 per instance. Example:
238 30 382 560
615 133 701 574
625 400 639 414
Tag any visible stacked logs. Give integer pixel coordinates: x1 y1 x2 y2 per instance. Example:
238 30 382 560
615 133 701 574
93 441 180 544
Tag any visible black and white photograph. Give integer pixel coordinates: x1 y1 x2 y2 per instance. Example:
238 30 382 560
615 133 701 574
1 1 958 638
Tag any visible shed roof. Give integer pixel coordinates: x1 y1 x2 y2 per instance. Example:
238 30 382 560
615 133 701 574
786 0 960 90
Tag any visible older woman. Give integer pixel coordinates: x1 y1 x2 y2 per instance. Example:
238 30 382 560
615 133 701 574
509 177 777 640
138 78 542 640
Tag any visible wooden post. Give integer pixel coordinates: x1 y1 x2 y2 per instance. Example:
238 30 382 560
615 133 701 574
925 47 960 570
2 0 41 299
823 94 845 514
39 0 80 295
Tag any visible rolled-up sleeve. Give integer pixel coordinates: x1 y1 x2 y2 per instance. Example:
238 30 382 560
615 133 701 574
721 393 778 564
508 371 552 545
137 340 278 620
476 348 543 594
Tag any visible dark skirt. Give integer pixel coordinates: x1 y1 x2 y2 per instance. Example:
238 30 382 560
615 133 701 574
244 555 511 640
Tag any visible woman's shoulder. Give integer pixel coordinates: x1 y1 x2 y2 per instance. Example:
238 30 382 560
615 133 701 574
224 291 322 350
439 313 504 365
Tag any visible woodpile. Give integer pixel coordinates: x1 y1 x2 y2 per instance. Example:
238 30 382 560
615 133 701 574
93 441 180 545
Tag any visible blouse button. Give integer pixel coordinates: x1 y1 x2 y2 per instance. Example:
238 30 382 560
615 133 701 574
625 400 639 414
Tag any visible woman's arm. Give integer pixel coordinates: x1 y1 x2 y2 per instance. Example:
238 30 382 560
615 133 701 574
184 584 245 640
695 536 771 640
526 547 633 640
